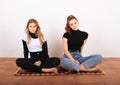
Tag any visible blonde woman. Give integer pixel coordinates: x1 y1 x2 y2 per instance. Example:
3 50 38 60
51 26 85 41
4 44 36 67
16 19 60 74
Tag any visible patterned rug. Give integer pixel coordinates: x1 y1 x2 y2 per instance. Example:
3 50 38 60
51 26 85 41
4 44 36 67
14 66 105 76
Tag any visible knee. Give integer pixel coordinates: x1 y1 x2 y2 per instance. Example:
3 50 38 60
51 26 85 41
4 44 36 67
16 58 23 67
56 58 60 65
61 58 67 67
61 58 80 72
96 54 103 63
52 57 60 66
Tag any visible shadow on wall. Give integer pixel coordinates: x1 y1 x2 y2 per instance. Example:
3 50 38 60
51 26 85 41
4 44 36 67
48 39 63 58
45 28 63 58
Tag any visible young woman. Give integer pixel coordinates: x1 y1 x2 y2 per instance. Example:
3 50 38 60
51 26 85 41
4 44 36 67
16 19 60 74
61 15 102 72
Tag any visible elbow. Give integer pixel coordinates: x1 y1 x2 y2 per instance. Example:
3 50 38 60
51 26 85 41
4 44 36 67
64 49 69 54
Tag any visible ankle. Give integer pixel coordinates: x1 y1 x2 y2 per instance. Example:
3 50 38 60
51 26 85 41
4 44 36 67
80 64 86 71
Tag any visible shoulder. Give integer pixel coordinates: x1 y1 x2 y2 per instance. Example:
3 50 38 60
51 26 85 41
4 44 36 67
79 30 88 39
79 30 88 35
63 32 70 38
22 32 27 41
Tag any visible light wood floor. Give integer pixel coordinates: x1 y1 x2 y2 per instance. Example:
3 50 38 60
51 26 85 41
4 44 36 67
0 58 120 85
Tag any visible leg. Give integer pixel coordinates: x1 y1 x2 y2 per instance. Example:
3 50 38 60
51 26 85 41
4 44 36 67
41 57 60 68
78 54 102 71
16 58 42 72
40 57 60 73
80 54 102 69
61 55 80 72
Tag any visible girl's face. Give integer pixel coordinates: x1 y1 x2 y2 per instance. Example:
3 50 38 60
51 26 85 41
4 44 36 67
28 23 37 33
69 19 79 31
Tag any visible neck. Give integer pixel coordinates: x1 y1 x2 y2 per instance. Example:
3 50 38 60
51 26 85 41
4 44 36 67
29 32 37 38
71 29 79 32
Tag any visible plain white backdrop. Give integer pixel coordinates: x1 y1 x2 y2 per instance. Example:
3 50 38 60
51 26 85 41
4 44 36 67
0 0 120 58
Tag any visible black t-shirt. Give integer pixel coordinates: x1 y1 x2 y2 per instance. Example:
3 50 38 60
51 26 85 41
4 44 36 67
63 29 88 52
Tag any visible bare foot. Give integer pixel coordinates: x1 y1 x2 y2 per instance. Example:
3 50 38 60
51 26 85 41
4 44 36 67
42 68 58 74
80 64 101 72
88 66 99 71
92 66 102 72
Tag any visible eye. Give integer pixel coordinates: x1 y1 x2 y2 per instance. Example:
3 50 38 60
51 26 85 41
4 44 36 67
29 25 32 27
70 24 73 26
74 22 77 24
33 26 36 28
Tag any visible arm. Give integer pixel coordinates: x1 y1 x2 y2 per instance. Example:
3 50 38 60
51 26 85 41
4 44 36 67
42 41 48 55
22 40 29 58
80 39 87 53
41 41 49 59
63 38 79 64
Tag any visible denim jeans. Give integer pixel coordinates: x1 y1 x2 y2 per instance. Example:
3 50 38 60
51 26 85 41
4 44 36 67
61 51 102 72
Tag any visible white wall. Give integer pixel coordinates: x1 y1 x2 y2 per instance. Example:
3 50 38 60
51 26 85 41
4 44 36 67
0 0 120 58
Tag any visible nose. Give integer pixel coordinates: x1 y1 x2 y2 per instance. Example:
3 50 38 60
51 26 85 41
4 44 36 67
73 25 77 29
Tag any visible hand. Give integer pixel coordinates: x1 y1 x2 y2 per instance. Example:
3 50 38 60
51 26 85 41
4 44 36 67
74 60 80 65
34 61 41 66
70 59 80 65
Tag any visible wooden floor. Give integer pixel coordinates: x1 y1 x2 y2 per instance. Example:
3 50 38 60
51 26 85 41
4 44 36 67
0 58 120 85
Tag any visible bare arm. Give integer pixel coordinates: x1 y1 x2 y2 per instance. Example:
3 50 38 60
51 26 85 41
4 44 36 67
80 39 87 53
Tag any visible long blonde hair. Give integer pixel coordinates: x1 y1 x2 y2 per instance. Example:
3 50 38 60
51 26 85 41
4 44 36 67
65 15 78 33
25 18 45 44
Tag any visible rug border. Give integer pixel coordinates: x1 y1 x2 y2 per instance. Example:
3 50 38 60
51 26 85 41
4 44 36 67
14 67 105 76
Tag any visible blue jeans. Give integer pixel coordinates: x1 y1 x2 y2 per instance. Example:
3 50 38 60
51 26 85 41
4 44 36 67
61 51 102 72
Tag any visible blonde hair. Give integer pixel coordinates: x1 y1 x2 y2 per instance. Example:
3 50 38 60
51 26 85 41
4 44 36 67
65 15 78 33
25 18 45 44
